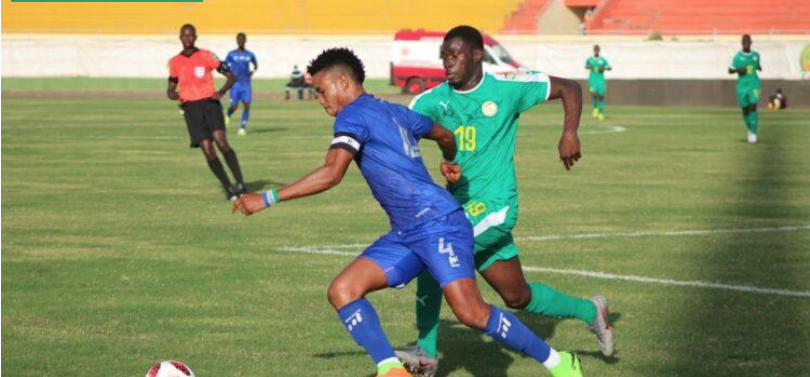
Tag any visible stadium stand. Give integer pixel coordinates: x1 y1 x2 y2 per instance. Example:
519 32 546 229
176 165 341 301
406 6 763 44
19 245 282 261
502 0 554 33
1 0 523 34
585 0 810 34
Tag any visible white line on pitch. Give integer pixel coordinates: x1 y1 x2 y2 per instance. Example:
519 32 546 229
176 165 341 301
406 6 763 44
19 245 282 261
579 124 626 135
522 266 810 298
273 245 810 298
516 224 810 242
283 225 810 249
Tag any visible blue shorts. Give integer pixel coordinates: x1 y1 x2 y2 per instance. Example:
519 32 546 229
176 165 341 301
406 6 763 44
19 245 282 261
359 209 476 288
229 84 252 104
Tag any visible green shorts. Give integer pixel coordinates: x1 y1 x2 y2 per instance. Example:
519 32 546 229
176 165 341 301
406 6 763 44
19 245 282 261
462 198 519 271
589 80 606 97
736 86 760 108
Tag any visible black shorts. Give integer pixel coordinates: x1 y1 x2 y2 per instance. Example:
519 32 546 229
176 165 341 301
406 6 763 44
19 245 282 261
182 98 226 148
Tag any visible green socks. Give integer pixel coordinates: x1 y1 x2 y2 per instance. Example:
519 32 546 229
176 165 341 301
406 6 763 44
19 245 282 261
414 272 442 358
525 282 597 324
597 98 605 113
743 111 758 134
413 278 598 358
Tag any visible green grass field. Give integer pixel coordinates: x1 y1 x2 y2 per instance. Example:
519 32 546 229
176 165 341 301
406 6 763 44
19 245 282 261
3 92 810 376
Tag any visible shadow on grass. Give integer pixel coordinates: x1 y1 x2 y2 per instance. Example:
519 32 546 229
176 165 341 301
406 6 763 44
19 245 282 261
243 180 287 192
312 310 621 375
247 127 288 134
677 115 810 375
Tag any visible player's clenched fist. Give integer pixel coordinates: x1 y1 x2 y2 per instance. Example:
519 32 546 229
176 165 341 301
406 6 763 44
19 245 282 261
558 131 581 171
440 162 462 184
232 193 267 216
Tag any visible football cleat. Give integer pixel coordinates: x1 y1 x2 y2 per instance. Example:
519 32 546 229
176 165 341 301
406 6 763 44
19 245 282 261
235 183 248 195
376 366 413 377
225 116 231 127
591 108 599 118
225 186 240 201
747 132 758 144
549 352 583 377
238 128 247 136
395 346 438 377
597 113 605 121
587 295 615 356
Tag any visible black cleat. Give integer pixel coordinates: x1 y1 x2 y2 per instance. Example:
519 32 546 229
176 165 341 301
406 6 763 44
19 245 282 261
235 183 248 195
225 186 240 201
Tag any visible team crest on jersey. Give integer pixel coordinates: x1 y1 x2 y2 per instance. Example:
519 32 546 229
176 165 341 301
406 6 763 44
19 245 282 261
194 66 205 78
482 100 498 117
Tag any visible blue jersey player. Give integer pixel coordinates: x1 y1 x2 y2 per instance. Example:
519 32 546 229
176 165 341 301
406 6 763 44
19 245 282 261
224 32 257 136
232 48 583 377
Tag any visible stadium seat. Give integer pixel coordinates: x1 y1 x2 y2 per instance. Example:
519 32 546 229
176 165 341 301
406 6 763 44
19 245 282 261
586 0 810 34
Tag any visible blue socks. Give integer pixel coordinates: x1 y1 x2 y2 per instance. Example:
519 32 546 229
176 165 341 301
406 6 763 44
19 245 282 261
484 305 552 364
337 298 397 365
241 109 250 129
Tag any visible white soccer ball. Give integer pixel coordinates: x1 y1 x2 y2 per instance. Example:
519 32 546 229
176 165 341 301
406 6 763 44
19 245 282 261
145 360 195 377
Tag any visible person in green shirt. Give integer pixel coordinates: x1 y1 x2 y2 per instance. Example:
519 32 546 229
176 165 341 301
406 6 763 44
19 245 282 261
396 25 614 377
728 34 762 144
585 45 611 121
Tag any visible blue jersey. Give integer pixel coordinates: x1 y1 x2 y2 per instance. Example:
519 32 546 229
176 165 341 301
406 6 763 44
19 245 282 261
331 94 460 230
224 49 257 85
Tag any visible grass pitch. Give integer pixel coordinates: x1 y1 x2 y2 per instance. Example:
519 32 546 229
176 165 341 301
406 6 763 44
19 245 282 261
2 90 809 376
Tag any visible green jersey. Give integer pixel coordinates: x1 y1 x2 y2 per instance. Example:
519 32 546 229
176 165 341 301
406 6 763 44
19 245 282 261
730 50 761 89
586 55 610 83
409 72 551 210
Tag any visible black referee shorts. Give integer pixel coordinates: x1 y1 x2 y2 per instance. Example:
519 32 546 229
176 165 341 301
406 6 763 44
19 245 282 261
182 98 226 148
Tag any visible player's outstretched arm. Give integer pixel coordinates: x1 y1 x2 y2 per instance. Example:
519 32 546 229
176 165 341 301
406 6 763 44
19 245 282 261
423 124 461 183
232 148 354 216
548 76 583 170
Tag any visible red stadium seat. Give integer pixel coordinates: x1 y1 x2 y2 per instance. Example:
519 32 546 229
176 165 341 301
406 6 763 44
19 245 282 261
586 0 810 34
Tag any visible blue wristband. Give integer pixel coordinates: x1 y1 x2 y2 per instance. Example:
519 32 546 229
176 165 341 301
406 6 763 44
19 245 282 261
262 189 281 208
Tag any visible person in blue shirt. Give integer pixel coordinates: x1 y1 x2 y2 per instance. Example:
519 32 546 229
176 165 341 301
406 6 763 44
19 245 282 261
224 32 258 136
232 48 582 377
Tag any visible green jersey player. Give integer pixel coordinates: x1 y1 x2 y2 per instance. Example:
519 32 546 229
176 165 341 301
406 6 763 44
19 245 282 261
396 26 614 377
585 45 611 121
728 34 762 144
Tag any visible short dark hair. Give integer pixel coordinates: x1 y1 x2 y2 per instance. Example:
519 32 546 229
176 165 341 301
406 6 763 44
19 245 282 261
181 24 196 34
444 25 484 51
307 47 366 84
237 32 246 38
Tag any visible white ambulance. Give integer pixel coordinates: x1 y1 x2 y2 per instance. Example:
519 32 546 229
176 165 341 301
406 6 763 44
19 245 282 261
391 29 526 94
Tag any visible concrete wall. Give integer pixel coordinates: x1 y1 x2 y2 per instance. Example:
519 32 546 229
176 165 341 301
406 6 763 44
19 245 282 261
583 79 810 108
537 0 584 35
5 35 806 80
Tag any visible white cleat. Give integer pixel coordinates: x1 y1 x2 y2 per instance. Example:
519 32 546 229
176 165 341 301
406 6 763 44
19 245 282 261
395 346 438 377
587 294 615 356
747 132 758 144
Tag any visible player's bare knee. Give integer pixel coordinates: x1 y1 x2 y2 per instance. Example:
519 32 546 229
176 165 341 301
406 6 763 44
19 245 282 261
450 303 488 330
326 279 364 309
501 289 531 310
214 139 230 153
200 144 217 160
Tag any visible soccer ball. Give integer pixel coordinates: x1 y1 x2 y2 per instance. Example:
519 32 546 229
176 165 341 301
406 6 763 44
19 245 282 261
145 360 195 377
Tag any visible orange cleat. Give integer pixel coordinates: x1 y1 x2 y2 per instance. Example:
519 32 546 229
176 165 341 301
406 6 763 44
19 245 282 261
376 367 413 377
